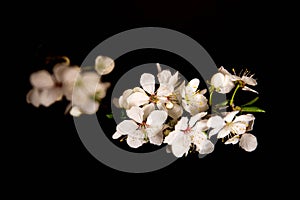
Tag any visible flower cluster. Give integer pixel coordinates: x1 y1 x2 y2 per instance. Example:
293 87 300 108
27 55 265 158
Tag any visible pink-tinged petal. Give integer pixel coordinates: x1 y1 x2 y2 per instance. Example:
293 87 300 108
198 139 214 154
224 136 240 145
126 136 145 148
126 106 144 123
39 87 63 107
94 56 115 75
53 63 68 82
142 103 155 120
217 126 231 138
140 73 155 94
239 133 257 152
207 115 225 129
224 111 239 123
112 131 122 139
117 120 139 135
149 131 164 145
242 86 258 94
232 122 247 135
61 66 80 84
26 89 40 107
126 92 149 107
175 117 188 131
147 110 168 126
189 112 207 127
30 70 55 89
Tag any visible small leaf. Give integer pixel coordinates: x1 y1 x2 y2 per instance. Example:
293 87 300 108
106 113 113 119
241 106 266 113
242 97 259 107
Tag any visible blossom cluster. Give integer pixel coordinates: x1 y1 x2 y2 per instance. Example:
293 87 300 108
27 55 265 158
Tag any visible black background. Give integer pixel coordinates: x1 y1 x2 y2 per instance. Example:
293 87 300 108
7 0 292 197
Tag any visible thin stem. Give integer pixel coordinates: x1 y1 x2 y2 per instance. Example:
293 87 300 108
209 90 214 106
230 84 240 107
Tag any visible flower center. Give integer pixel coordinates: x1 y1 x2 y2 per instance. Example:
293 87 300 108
149 94 159 104
138 121 149 129
183 126 192 134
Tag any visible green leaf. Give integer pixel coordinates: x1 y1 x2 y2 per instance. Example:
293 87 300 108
242 97 259 107
106 113 113 119
241 106 266 113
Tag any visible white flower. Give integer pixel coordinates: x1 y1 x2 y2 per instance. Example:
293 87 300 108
218 66 258 93
210 67 235 94
113 105 168 148
181 78 209 115
70 72 110 116
94 55 115 75
164 112 214 157
26 64 80 107
207 111 255 139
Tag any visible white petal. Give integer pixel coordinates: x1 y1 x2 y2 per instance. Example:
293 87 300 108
126 92 149 107
208 127 222 138
126 136 145 148
231 122 247 135
156 63 162 73
189 112 207 127
207 115 225 129
126 106 144 123
112 97 120 108
224 111 239 123
168 71 178 86
30 70 55 89
187 78 199 93
234 114 255 123
79 100 100 114
80 72 100 93
218 66 232 76
239 133 257 152
112 131 122 139
94 56 115 75
61 66 80 84
210 73 225 88
242 86 258 94
142 103 155 120
198 139 214 154
157 70 172 85
167 103 183 120
149 131 164 145
241 76 257 86
194 120 208 132
224 136 240 145
175 117 188 131
171 134 191 157
164 130 180 145
26 89 40 107
217 126 231 138
140 73 155 94
146 110 168 126
39 87 63 107
117 120 139 135
146 127 162 138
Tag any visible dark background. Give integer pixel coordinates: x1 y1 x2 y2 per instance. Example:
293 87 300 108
7 0 291 197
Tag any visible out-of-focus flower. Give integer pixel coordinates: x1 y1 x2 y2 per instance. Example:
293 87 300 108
94 55 115 75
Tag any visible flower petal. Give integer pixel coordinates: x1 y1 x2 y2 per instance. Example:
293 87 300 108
234 114 255 123
149 131 164 145
126 92 149 107
217 126 231 138
94 56 115 75
39 87 63 107
175 117 188 131
126 106 144 123
140 73 155 94
189 112 207 127
146 110 168 127
224 135 240 144
224 111 239 123
164 130 180 145
142 103 155 120
242 86 258 94
186 78 199 95
69 106 82 117
198 139 214 154
207 115 225 129
239 133 257 152
232 122 247 135
26 89 40 107
126 136 145 148
117 120 139 135
208 127 222 138
112 131 122 139
171 134 191 157
30 70 55 89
